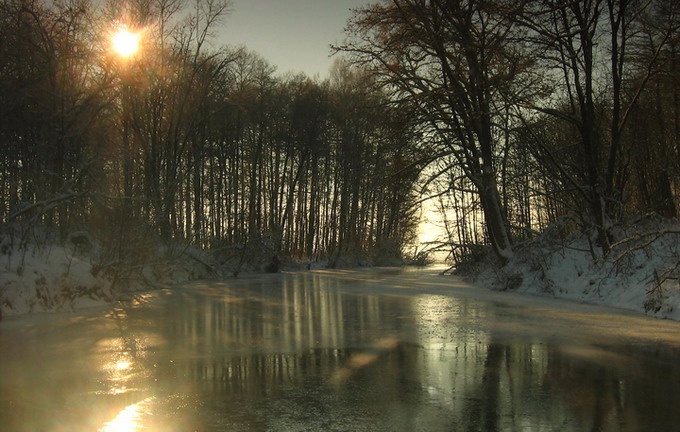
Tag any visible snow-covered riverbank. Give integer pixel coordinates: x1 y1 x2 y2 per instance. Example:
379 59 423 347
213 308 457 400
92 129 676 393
466 216 680 321
1 244 110 318
0 236 214 318
4 216 680 322
0 234 369 319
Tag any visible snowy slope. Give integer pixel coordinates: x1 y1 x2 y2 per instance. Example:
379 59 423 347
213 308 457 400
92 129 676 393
469 216 680 320
0 244 114 317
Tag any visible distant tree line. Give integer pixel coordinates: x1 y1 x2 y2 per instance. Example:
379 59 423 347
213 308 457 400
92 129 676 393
0 0 423 269
337 0 680 263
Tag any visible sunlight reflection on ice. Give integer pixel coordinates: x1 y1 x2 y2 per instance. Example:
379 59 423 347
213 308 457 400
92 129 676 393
330 337 401 386
102 354 135 394
100 397 154 432
114 360 132 371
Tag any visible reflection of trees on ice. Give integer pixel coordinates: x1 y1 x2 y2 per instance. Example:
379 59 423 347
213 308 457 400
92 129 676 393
2 270 679 431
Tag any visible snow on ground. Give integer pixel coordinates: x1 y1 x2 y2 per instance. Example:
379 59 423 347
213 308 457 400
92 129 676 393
0 231 311 319
4 216 680 322
0 243 115 318
469 216 680 321
0 229 213 318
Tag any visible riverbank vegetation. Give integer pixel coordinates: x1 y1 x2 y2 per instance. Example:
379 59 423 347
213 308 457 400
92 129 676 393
336 0 680 317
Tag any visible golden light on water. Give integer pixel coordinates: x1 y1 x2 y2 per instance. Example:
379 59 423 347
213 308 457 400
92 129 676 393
100 397 154 432
112 28 140 58
114 360 132 371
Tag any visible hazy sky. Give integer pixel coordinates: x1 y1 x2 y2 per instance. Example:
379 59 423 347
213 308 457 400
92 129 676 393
218 0 370 78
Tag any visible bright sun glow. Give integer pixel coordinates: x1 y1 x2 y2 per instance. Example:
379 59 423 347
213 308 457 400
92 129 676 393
100 402 143 432
100 398 154 432
114 360 132 371
112 29 139 58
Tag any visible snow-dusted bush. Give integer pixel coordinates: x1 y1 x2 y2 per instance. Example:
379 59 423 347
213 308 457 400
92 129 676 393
208 234 281 276
403 247 434 267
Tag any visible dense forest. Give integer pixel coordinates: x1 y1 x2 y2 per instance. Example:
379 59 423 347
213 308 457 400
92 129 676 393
1 0 680 305
0 0 425 284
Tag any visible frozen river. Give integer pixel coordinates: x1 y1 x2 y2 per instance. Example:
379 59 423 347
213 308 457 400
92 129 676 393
1 267 679 431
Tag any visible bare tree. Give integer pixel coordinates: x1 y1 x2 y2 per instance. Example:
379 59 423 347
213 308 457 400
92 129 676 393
515 0 678 255
335 0 532 262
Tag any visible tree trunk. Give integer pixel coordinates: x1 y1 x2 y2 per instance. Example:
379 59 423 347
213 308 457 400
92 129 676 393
477 168 513 262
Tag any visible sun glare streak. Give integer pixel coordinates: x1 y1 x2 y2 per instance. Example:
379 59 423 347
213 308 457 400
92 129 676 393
100 397 154 432
112 28 140 58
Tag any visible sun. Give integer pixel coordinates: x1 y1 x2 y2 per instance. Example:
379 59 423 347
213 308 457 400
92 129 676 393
112 28 140 58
